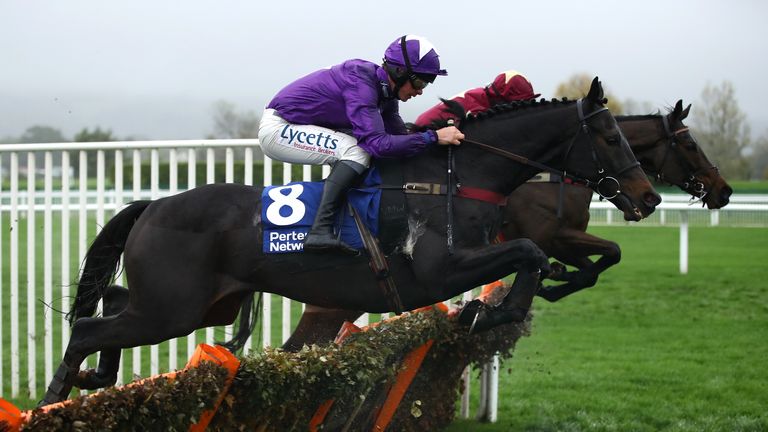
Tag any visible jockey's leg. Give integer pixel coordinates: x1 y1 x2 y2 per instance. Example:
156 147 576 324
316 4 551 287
304 160 365 255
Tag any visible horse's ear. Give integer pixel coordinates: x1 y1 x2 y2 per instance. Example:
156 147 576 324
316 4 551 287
586 77 604 104
672 100 691 121
441 98 466 119
673 100 683 116
681 103 691 120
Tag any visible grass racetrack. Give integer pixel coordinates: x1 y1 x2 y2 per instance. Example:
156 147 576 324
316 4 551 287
447 225 767 431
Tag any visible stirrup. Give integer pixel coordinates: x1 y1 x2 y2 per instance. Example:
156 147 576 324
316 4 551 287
304 233 359 256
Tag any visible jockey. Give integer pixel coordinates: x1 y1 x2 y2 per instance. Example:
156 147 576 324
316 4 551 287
413 70 540 128
259 35 464 255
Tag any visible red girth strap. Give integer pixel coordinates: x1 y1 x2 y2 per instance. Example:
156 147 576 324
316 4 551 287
456 186 508 205
403 182 507 206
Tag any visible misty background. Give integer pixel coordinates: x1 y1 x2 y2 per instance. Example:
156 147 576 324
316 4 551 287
2 0 767 178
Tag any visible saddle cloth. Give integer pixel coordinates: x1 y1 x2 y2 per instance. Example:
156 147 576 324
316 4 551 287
261 169 381 254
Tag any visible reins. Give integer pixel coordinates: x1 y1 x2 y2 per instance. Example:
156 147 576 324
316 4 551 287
446 120 456 254
460 99 637 202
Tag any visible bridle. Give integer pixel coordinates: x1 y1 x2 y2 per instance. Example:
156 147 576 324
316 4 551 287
561 99 641 200
461 99 639 201
651 115 719 203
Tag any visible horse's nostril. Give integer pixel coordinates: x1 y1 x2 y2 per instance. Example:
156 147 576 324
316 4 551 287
644 192 661 207
722 186 733 200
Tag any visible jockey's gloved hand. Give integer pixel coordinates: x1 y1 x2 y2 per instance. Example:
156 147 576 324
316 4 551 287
436 126 464 145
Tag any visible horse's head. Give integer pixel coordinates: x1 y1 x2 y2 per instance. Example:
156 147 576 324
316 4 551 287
567 78 661 221
649 100 732 208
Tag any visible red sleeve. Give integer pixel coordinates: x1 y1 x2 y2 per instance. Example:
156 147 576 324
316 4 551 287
459 88 493 115
414 87 494 128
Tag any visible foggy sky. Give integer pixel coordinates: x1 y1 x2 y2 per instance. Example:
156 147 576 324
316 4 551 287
1 0 766 141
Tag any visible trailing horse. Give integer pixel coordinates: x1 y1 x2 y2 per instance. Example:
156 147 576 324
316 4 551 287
282 100 731 351
510 100 732 301
41 78 660 405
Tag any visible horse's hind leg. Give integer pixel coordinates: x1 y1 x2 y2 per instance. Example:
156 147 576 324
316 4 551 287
282 306 363 352
41 316 107 406
73 285 129 390
538 229 621 302
41 306 192 406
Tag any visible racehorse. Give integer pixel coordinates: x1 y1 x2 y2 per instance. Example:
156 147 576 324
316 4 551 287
41 78 660 405
281 100 731 351
513 100 732 301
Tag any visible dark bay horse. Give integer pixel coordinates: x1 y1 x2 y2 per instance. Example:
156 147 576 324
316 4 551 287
515 100 732 301
281 100 731 351
41 78 660 405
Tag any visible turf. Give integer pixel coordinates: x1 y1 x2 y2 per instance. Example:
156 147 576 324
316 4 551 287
447 225 768 431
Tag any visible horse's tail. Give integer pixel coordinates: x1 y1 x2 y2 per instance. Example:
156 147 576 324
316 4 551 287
219 293 262 354
66 200 152 325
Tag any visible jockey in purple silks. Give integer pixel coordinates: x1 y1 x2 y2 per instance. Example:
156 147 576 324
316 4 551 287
259 35 464 255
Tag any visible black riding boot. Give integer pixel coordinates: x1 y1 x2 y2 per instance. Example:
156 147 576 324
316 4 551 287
303 162 360 255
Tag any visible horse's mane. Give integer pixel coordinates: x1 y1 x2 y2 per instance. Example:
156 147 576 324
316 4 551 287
415 97 581 131
617 113 663 120
463 98 582 124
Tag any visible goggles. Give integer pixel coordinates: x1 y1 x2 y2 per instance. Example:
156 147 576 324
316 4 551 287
409 73 434 90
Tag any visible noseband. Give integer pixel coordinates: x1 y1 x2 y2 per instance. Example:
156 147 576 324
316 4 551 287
657 115 719 202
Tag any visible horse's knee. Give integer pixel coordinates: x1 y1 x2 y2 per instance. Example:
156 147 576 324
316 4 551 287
606 241 621 264
516 238 550 273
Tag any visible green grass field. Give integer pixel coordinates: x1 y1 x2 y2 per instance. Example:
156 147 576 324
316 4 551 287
2 223 766 431
447 225 768 432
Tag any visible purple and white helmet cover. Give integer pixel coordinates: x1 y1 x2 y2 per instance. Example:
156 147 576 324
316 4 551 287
384 35 447 76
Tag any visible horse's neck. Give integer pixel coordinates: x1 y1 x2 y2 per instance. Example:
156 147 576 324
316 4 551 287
617 116 664 170
460 110 579 193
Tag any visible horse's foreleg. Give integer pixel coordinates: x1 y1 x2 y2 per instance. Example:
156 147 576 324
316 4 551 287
73 285 129 390
538 229 621 302
282 305 363 352
412 237 548 333
432 238 550 296
461 270 541 333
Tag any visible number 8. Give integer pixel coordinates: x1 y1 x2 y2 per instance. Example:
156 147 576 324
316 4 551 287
266 184 306 226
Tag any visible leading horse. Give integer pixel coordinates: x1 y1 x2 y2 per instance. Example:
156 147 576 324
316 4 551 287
41 78 660 405
281 100 731 351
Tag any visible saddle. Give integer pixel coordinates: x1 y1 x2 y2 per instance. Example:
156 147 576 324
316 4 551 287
260 160 409 256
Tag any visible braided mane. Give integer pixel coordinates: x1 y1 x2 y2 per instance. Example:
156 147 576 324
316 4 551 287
462 97 577 124
617 113 664 121
417 98 579 131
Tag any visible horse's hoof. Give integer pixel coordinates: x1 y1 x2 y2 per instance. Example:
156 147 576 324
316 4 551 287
37 394 62 408
469 306 528 334
458 299 484 326
74 368 117 390
547 262 567 280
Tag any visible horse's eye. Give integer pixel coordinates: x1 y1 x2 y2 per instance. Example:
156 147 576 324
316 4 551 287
606 135 621 145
